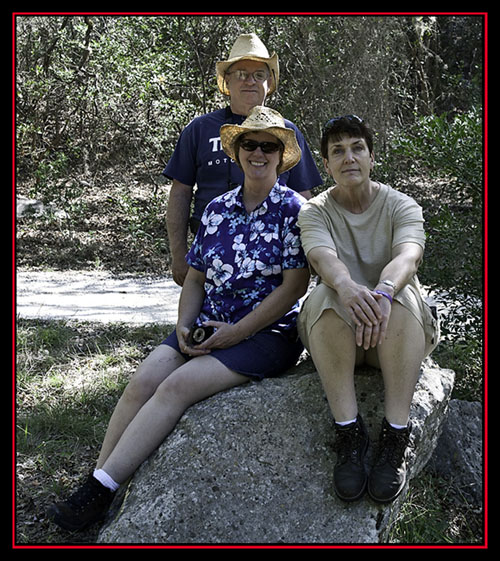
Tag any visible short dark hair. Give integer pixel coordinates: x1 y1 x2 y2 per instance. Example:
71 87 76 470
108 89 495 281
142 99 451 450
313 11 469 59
320 115 374 158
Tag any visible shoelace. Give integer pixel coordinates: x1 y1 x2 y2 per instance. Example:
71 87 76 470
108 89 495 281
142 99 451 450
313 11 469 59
374 426 410 468
67 477 109 510
335 424 365 465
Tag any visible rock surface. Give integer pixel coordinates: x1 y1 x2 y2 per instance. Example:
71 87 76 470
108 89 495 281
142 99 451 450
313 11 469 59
98 356 454 545
427 399 483 504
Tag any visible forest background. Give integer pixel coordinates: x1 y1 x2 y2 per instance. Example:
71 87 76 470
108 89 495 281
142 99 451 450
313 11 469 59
15 13 486 545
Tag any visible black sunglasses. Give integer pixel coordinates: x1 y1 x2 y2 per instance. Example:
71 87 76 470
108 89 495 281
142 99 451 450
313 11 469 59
240 139 283 154
322 114 363 134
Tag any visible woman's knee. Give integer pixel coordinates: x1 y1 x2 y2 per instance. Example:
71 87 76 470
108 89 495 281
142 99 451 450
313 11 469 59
153 356 247 411
153 369 197 410
126 345 185 404
386 302 425 345
313 308 351 335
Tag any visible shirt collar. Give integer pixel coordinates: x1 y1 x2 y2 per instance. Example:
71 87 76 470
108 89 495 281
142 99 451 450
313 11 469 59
230 182 283 215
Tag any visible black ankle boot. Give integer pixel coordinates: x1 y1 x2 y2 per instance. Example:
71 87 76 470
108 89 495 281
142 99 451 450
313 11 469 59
368 418 411 503
47 473 115 531
333 415 369 501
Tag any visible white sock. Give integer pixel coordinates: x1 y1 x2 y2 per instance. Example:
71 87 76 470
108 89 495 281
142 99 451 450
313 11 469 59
93 468 120 492
389 422 408 430
335 418 357 426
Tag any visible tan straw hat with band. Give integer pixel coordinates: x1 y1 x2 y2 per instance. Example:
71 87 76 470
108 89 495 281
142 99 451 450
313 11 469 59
220 106 301 175
216 33 279 96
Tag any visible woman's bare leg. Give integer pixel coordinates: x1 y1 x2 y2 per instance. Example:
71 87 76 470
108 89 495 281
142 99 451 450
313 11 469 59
100 355 249 483
96 344 185 469
375 302 426 426
308 309 361 422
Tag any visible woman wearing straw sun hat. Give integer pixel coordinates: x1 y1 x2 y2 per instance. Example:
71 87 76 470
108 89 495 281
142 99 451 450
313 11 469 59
173 105 308 355
164 32 322 286
48 106 310 533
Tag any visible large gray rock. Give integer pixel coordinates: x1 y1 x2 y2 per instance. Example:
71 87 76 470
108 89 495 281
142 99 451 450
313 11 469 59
427 399 483 504
98 356 454 544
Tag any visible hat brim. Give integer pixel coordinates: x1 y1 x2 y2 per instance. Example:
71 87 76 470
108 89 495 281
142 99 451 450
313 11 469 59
220 123 301 175
216 53 279 96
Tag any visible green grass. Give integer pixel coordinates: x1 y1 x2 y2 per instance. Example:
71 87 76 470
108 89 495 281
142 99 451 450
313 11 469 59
15 318 173 545
14 318 483 546
386 472 483 544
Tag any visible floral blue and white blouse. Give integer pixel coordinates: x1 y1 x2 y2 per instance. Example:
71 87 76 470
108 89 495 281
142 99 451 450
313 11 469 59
186 182 308 335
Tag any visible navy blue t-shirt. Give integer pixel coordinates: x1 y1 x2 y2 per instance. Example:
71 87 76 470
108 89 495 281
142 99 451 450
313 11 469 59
163 107 323 221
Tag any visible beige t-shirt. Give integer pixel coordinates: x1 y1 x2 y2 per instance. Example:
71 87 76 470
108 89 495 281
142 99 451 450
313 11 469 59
298 182 426 288
297 183 439 355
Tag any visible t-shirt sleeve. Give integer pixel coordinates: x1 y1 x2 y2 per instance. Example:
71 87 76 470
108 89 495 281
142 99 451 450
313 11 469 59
297 201 337 257
284 122 323 192
391 195 426 250
162 120 198 186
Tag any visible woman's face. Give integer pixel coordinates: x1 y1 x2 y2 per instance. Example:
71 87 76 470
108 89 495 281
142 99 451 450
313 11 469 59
323 134 374 187
238 131 282 182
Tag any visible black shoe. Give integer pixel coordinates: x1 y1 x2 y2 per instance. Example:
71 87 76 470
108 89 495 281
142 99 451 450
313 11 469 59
333 415 369 501
368 418 411 503
47 473 115 531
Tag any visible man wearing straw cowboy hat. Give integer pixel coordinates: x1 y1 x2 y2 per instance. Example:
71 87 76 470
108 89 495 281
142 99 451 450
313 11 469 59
164 32 322 286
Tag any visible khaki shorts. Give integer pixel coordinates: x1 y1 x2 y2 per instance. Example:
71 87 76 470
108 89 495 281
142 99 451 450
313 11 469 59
297 282 440 358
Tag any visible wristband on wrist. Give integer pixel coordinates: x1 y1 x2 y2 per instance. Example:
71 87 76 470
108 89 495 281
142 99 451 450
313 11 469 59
375 290 393 304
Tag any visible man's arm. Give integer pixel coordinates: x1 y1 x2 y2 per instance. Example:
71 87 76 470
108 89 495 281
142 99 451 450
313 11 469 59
166 180 193 286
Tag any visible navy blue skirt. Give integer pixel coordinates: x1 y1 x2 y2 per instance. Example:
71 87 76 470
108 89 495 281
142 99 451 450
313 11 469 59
161 328 303 381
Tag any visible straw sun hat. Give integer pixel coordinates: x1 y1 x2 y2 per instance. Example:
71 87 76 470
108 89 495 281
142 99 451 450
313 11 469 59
220 106 301 175
216 33 279 96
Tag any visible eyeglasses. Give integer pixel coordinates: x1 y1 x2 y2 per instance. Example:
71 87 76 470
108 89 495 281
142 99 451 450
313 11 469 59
322 114 363 134
226 69 270 83
240 139 283 153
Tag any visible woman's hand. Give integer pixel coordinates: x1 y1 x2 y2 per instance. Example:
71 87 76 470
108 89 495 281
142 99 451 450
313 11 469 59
176 321 240 356
338 281 381 325
337 281 392 349
355 292 392 349
176 325 212 357
194 321 244 351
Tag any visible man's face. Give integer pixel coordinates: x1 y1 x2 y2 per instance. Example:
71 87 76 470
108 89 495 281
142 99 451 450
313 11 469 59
225 60 271 114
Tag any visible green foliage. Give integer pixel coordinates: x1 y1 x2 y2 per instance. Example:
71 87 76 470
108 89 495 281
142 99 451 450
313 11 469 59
388 471 482 544
380 108 482 204
16 15 483 185
377 108 483 298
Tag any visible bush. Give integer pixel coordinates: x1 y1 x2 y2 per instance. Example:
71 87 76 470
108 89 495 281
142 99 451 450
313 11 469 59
380 108 482 204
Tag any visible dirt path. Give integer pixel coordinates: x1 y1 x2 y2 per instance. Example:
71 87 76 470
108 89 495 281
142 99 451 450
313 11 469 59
16 269 182 325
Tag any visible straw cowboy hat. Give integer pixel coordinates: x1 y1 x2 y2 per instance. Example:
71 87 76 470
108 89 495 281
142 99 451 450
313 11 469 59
216 33 279 96
220 106 301 175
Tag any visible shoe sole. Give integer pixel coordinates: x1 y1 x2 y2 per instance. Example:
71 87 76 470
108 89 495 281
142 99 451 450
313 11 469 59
367 477 406 503
47 504 103 532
